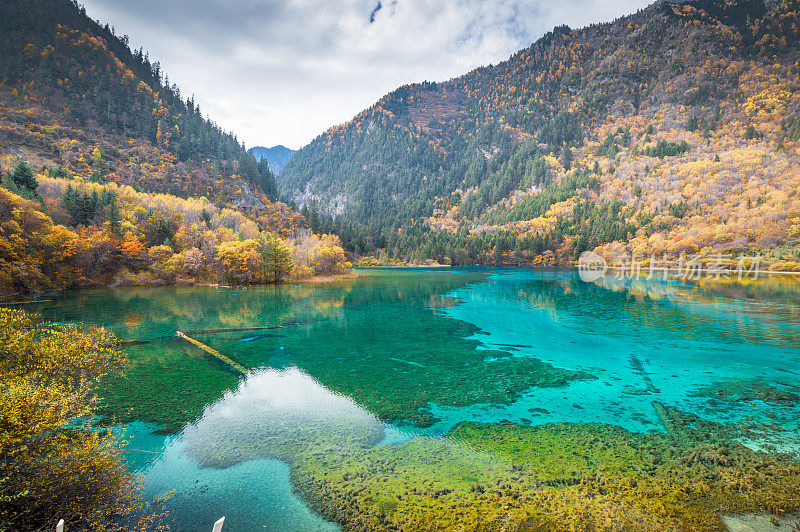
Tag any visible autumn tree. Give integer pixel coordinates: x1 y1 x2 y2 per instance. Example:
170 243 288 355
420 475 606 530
310 234 351 275
215 239 264 284
0 309 168 531
0 187 75 292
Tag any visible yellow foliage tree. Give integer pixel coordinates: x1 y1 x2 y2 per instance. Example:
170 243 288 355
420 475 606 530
0 309 167 531
311 234 352 275
215 239 264 284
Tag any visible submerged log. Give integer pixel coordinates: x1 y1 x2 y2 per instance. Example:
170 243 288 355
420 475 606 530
652 401 690 447
180 324 292 335
176 331 248 374
119 339 155 347
629 353 660 393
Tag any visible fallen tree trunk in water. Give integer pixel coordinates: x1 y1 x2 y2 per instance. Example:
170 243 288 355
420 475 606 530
180 324 293 335
176 331 248 374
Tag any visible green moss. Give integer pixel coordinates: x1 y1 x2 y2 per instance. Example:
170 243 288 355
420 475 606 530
184 412 384 470
692 380 800 405
97 341 240 432
284 410 800 531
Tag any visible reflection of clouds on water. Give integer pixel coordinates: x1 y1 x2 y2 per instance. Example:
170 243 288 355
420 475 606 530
591 274 675 300
182 366 384 468
131 367 363 531
138 436 338 532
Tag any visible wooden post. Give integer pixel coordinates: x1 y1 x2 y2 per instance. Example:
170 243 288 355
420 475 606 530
176 331 247 374
212 516 225 532
56 519 64 532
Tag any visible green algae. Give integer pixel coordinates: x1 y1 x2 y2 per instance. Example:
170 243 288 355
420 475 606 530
284 411 800 531
174 378 800 532
178 367 386 472
291 438 541 531
30 270 800 529
692 379 800 405
97 340 241 432
255 270 594 427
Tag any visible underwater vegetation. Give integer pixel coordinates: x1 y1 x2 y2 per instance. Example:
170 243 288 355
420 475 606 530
30 271 800 529
445 416 800 530
97 341 241 432
180 375 800 532
692 379 800 405
250 272 596 428
288 414 800 530
180 368 386 468
82 273 595 430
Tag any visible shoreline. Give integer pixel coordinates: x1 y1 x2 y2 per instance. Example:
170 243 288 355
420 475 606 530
4 265 800 302
293 271 361 284
354 261 451 268
0 270 361 301
596 265 800 278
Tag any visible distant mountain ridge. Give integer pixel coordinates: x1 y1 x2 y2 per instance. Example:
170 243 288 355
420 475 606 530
250 145 295 174
278 0 800 267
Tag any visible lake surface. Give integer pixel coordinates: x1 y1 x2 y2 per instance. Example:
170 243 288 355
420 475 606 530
30 268 800 530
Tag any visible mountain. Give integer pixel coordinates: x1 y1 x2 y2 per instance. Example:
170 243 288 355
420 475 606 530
278 0 800 267
0 0 278 203
250 145 295 174
0 0 351 294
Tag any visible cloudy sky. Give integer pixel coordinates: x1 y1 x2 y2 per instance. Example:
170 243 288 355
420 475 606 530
81 0 650 150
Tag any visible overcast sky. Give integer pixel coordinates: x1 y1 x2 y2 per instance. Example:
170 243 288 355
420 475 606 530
80 0 651 150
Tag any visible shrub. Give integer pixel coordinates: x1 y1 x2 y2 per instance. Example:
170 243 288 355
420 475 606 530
769 261 800 272
0 309 167 530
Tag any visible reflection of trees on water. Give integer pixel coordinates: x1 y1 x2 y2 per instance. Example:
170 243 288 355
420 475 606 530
41 270 492 337
42 284 354 337
502 275 800 349
692 275 800 305
264 270 583 427
39 271 502 431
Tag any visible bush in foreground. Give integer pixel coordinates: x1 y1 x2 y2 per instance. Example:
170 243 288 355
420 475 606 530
0 309 168 531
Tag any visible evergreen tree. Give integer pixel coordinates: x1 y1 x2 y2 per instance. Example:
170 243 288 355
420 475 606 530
11 162 37 192
61 185 99 226
106 195 121 234
561 146 573 170
201 208 212 228
260 232 293 283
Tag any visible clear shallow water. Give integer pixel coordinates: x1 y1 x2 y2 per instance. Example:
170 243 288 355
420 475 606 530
437 272 800 451
26 269 800 530
120 420 338 532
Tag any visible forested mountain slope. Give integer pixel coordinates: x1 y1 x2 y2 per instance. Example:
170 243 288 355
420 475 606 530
0 0 350 294
279 0 800 266
0 0 278 202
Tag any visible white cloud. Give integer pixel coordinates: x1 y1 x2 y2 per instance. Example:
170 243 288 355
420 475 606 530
81 0 651 149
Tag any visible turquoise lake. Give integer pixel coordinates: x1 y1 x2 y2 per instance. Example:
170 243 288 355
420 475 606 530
29 268 800 530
